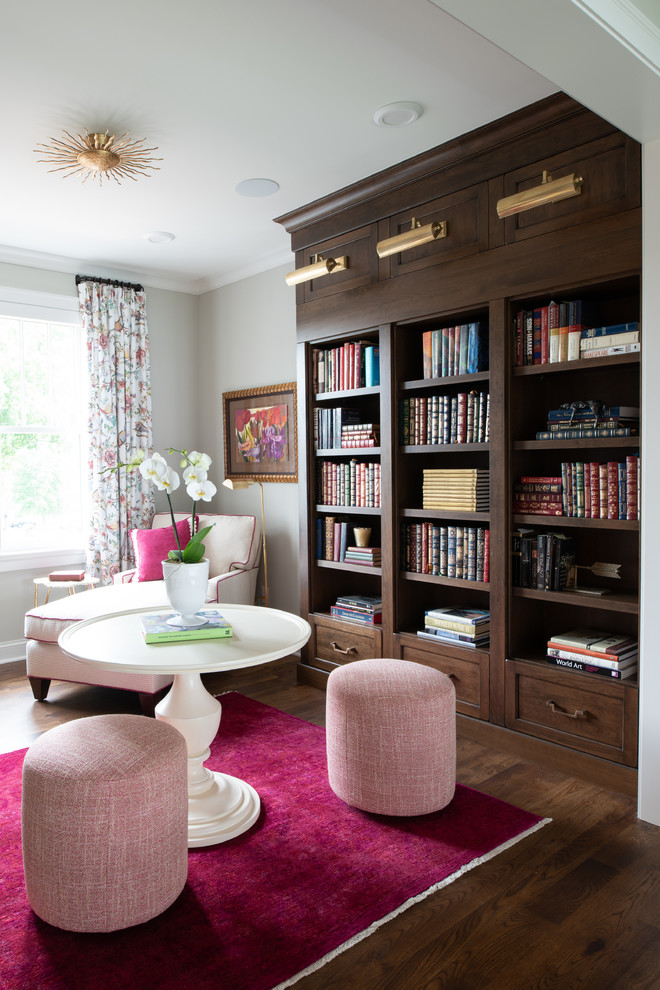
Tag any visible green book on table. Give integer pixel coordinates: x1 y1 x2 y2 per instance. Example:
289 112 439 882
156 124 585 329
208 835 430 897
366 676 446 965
141 610 232 643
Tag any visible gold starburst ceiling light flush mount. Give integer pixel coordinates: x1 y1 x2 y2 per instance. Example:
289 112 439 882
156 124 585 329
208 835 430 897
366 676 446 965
35 129 161 185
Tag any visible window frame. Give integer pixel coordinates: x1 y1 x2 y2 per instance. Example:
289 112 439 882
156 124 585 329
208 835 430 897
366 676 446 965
0 286 87 573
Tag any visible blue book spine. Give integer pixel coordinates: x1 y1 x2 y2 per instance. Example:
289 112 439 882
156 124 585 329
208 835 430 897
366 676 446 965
365 346 380 387
581 322 638 338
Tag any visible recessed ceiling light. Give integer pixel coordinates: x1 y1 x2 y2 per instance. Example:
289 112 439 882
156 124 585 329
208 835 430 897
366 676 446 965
144 231 175 244
235 178 280 198
373 102 423 127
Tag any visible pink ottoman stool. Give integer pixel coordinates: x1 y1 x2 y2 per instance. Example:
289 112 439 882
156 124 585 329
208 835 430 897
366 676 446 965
326 658 456 816
21 714 188 932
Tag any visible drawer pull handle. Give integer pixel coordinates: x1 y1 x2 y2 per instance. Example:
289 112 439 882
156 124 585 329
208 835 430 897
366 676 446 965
546 700 587 721
330 642 357 656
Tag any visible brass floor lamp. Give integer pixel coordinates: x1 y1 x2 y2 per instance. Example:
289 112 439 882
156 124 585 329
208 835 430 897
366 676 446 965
222 478 268 607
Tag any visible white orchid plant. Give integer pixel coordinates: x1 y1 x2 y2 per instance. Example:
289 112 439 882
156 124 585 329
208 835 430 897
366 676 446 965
117 448 217 563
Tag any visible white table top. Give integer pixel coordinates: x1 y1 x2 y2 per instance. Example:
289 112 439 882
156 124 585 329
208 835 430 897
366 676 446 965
59 603 311 675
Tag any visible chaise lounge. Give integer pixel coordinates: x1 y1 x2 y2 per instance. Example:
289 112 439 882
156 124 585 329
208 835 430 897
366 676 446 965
23 512 261 714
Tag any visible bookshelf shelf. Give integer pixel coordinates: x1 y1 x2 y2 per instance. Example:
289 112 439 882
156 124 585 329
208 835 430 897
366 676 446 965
402 571 489 592
514 437 639 452
512 352 640 377
400 371 491 391
512 586 639 614
314 386 380 402
402 507 490 523
317 559 382 576
401 443 489 454
512 513 639 531
315 504 381 515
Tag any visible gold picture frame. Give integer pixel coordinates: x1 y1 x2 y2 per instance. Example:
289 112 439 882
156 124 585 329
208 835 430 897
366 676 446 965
222 383 298 483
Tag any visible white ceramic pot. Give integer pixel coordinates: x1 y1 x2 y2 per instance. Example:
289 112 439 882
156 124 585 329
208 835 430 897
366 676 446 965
162 557 210 627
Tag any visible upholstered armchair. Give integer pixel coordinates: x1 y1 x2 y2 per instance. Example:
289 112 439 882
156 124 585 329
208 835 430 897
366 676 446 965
24 512 261 714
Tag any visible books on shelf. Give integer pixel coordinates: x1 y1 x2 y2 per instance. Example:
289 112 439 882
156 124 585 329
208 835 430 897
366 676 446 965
513 458 640 520
580 342 640 359
511 528 575 591
422 468 490 511
317 459 381 508
421 322 488 379
545 656 637 679
544 628 638 680
343 546 381 566
313 406 360 450
330 594 382 625
400 391 490 445
579 322 640 358
536 402 639 440
513 299 590 366
547 628 637 658
417 627 490 648
419 607 490 648
401 522 489 582
140 610 232 644
312 340 378 393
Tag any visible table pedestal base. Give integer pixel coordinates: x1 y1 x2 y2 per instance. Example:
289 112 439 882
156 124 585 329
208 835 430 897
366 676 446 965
155 672 260 847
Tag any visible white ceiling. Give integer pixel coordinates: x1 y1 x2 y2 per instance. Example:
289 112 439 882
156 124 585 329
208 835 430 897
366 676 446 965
1 0 658 295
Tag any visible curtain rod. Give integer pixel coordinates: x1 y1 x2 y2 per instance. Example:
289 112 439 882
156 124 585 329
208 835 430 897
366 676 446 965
75 274 144 292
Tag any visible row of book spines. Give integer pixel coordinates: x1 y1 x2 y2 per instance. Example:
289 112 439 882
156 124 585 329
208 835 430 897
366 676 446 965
312 341 380 393
313 406 380 449
513 300 585 366
317 460 381 508
401 523 490 582
535 427 636 440
512 532 575 591
400 392 490 445
315 517 381 563
513 457 639 520
421 322 488 378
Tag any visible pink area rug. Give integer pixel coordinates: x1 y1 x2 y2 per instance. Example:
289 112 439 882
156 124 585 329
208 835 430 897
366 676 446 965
0 693 549 990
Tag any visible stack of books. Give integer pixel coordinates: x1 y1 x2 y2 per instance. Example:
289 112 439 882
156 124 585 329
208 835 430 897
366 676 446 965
580 322 640 360
343 546 381 567
422 468 490 511
417 607 490 648
535 402 639 441
513 476 563 516
330 594 382 625
340 423 380 448
140 610 232 644
546 628 638 680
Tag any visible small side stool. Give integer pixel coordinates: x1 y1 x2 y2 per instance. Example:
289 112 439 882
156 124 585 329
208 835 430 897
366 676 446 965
21 714 188 932
326 658 456 816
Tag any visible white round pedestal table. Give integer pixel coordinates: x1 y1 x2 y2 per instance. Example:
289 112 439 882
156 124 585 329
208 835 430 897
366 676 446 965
59 604 311 848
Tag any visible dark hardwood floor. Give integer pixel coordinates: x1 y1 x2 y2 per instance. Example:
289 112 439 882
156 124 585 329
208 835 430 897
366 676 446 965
2 658 659 989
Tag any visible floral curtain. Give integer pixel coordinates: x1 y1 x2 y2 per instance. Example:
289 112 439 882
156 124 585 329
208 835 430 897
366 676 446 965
77 277 155 584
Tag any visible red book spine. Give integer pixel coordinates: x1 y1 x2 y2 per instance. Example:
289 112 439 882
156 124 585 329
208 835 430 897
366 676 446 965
590 462 600 518
599 463 608 518
626 455 638 520
583 461 592 518
484 528 490 583
540 305 549 364
607 461 618 520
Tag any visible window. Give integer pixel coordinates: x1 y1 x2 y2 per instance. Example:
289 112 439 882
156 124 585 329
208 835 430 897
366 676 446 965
0 289 87 563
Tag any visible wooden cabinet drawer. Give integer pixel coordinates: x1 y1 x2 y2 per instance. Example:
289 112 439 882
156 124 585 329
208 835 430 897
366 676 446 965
505 659 638 766
309 614 382 672
499 133 640 245
384 183 488 278
399 639 489 720
295 224 378 304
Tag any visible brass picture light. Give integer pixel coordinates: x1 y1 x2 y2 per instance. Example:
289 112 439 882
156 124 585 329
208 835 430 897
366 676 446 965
285 254 348 287
376 217 447 258
496 171 583 219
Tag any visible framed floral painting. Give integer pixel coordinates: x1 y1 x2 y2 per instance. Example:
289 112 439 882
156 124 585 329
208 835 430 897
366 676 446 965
222 383 298 483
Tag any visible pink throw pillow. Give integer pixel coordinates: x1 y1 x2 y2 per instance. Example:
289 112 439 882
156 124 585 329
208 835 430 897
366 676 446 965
131 518 192 581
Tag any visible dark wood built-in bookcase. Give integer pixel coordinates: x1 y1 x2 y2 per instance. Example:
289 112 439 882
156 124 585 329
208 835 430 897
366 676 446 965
277 93 642 794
